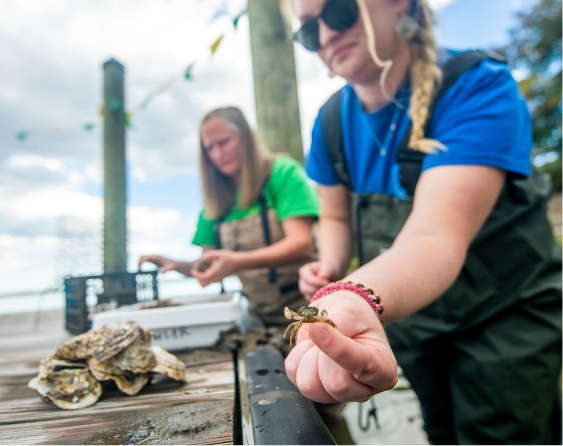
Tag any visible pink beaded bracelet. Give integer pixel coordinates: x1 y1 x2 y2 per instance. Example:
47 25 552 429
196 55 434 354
310 281 384 322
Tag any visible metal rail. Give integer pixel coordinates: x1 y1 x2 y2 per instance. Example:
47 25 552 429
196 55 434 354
239 344 336 445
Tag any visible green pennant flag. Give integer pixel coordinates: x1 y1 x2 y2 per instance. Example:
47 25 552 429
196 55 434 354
184 62 195 80
109 99 123 112
16 131 29 141
233 8 247 29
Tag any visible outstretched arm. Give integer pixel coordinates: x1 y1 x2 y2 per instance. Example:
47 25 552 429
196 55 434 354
138 248 213 277
286 165 505 403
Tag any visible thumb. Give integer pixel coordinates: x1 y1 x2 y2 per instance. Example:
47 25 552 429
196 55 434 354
309 322 335 348
308 322 362 375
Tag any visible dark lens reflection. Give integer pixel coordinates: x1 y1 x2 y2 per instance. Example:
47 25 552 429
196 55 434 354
295 19 320 52
322 0 359 31
294 0 359 52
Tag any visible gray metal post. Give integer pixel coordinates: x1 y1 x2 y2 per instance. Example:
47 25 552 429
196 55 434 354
247 0 304 163
102 58 127 273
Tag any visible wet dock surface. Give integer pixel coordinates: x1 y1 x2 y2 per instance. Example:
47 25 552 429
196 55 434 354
0 310 235 445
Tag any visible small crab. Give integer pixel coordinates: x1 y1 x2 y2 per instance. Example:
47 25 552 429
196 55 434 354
195 260 212 272
283 306 339 346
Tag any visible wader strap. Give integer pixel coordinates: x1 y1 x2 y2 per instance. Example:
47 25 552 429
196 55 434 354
321 91 353 190
214 179 277 286
321 50 507 196
213 216 226 293
258 192 277 284
355 196 368 263
395 49 507 195
214 217 224 249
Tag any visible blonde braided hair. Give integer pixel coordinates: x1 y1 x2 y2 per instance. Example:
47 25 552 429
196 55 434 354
357 0 446 153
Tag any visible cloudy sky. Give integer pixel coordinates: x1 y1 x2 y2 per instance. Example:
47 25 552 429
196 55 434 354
0 0 535 294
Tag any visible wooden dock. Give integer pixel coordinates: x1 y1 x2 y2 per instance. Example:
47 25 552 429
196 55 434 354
0 310 235 445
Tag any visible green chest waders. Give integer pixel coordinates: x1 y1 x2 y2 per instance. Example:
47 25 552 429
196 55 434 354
321 51 562 444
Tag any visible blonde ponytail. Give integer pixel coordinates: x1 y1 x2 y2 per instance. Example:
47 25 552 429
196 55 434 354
406 1 445 153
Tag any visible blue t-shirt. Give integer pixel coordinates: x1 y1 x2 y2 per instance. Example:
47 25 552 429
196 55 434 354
306 50 533 198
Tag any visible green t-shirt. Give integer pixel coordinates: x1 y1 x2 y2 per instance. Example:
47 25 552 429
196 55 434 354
192 156 319 247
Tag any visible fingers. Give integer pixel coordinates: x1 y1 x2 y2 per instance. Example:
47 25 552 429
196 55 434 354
285 338 314 384
285 337 340 403
315 345 376 402
299 262 331 299
285 326 374 403
138 255 162 270
308 323 397 396
160 263 174 274
292 345 339 403
191 260 225 286
298 279 319 300
317 263 339 282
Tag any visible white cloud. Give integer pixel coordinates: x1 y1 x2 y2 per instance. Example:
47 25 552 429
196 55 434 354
128 204 202 274
0 234 59 292
8 155 65 172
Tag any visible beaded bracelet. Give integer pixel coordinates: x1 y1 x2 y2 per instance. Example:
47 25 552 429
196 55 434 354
310 281 384 322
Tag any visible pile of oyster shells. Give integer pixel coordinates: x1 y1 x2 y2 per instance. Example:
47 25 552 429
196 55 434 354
28 321 187 410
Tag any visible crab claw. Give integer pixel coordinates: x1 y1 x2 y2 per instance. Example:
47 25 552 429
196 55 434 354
284 307 293 320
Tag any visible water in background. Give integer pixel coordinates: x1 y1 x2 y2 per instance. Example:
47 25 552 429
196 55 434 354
0 275 242 315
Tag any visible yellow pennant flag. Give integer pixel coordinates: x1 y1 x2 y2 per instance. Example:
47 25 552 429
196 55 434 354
210 34 224 56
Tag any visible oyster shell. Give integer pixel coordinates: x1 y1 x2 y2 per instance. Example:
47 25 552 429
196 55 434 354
88 361 150 396
91 321 144 361
29 320 188 409
151 345 188 382
28 368 102 410
53 321 143 362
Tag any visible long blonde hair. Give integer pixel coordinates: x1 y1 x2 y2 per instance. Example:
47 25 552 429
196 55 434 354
357 0 445 153
282 0 445 153
199 107 275 219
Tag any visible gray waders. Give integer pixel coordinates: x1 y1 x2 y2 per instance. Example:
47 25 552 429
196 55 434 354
321 51 562 444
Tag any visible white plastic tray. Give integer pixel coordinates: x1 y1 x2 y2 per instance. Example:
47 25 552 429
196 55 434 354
91 292 243 351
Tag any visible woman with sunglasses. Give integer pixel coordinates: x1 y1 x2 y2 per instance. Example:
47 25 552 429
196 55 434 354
285 0 562 444
139 106 320 346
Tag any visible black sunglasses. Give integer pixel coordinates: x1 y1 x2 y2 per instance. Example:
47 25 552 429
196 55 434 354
293 0 360 52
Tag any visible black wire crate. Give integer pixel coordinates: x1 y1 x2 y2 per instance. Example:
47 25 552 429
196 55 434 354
64 270 159 335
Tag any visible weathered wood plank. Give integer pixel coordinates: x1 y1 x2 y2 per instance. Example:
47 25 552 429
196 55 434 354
0 309 236 445
0 310 65 336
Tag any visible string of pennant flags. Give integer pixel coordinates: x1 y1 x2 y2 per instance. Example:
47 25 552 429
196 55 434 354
11 7 247 143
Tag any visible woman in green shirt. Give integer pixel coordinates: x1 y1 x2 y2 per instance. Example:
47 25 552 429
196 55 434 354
138 106 320 332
